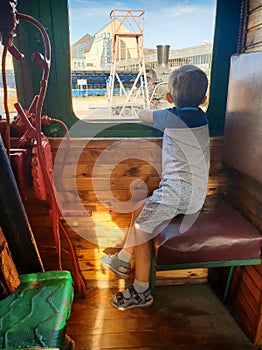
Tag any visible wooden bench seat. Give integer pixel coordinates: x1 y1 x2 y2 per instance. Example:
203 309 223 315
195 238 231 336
151 195 262 300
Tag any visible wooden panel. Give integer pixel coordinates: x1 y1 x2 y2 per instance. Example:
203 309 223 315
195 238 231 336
246 27 262 48
243 1 262 52
245 42 262 52
248 6 262 29
226 168 262 344
249 0 262 12
64 162 161 178
230 265 262 341
12 136 226 289
246 2 262 52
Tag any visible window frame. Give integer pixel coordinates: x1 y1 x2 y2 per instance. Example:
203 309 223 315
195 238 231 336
13 0 241 138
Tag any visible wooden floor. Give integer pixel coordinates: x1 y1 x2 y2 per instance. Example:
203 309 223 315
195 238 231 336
66 283 261 350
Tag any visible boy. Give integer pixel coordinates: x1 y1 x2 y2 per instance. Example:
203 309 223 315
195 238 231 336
101 65 210 310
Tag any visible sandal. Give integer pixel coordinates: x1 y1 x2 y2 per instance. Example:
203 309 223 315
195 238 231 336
110 285 154 310
100 253 131 279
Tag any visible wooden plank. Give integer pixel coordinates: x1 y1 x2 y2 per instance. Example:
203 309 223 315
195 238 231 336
240 268 261 304
245 43 262 52
56 173 227 205
249 0 262 12
246 27 262 47
234 271 260 315
66 214 131 235
50 137 162 150
67 231 128 246
59 189 151 203
80 269 207 288
55 148 163 165
59 175 225 196
248 6 262 29
209 137 224 146
51 136 222 152
63 162 161 178
156 268 207 280
231 298 257 342
77 253 207 277
245 265 262 291
231 287 258 341
60 176 160 191
27 136 222 150
229 265 262 321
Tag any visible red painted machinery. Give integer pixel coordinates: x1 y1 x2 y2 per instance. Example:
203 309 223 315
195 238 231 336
0 1 88 296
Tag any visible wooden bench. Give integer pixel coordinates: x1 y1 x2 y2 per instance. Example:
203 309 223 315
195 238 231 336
150 195 262 300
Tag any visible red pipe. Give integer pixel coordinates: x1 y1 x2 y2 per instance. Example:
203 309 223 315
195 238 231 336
14 13 86 296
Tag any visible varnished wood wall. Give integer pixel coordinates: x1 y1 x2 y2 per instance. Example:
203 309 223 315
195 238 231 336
228 170 262 344
244 0 262 53
21 137 226 289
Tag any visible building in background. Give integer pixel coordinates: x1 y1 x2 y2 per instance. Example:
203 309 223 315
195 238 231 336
70 18 142 72
71 24 212 76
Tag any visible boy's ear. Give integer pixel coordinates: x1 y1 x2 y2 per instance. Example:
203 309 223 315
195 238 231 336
166 92 173 103
200 95 207 105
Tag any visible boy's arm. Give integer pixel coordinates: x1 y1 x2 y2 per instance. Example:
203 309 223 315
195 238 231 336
138 109 153 124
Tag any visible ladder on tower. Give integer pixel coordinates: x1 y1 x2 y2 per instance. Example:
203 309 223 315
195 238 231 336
108 9 150 118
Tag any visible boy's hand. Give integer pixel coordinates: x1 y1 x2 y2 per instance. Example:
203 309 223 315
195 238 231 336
138 109 153 124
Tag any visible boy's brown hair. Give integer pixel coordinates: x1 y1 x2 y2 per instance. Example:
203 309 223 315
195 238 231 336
168 65 208 108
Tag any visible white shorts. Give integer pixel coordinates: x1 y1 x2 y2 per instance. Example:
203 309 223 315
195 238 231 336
135 180 206 235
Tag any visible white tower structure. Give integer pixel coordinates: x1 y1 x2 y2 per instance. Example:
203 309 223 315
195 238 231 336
108 9 150 118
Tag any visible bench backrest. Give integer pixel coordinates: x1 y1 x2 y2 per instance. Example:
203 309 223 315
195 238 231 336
223 51 262 184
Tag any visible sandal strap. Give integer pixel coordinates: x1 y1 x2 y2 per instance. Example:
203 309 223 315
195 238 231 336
128 285 143 303
105 254 131 271
112 285 153 309
111 254 131 270
115 292 125 305
114 286 143 307
111 285 153 310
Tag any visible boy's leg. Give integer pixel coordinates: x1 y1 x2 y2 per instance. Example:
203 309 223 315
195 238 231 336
134 237 151 283
122 199 145 253
110 228 153 310
100 200 145 279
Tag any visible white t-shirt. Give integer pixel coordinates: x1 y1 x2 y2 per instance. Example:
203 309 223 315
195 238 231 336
151 107 210 212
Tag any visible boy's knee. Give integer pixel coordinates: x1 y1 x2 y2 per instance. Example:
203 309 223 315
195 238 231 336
134 225 151 246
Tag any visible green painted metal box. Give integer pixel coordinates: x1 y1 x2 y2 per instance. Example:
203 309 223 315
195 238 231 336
0 271 74 349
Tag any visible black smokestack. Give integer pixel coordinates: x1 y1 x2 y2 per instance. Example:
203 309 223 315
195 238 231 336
157 45 170 68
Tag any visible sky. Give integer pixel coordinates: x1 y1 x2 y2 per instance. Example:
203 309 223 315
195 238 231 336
68 0 216 49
